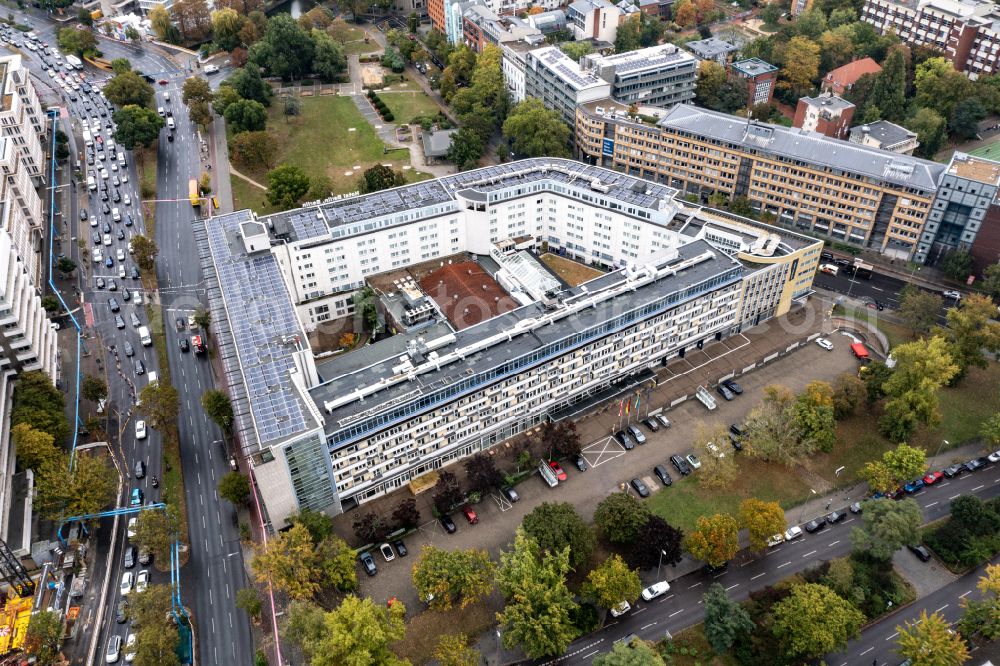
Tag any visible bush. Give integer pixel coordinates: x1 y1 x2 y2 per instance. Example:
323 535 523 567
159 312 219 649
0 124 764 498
924 496 1000 570
300 79 314 86
383 112 394 121
569 602 599 634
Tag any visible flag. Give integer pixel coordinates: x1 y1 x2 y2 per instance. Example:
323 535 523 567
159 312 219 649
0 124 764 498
618 399 624 417
634 393 640 412
625 399 630 415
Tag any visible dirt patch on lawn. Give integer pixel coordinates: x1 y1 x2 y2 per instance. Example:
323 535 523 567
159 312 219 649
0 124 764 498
391 597 498 665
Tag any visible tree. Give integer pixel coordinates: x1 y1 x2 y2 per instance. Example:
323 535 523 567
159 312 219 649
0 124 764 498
434 634 479 666
299 5 334 30
252 523 356 599
133 624 180 666
432 470 464 514
311 29 347 81
227 65 273 107
187 100 213 127
56 255 76 275
463 453 502 495
308 175 333 202
772 583 864 659
738 499 786 552
283 600 327 659
613 12 663 51
57 26 97 56
593 640 665 666
982 412 1000 446
502 98 571 158
896 610 970 666
219 471 251 505
12 371 69 443
132 508 180 564
249 14 315 80
583 554 641 611
594 492 651 544
359 164 405 194
944 294 1000 378
352 511 390 544
950 495 1000 536
340 0 370 21
182 76 213 107
235 587 263 622
906 107 948 158
832 372 866 419
899 283 944 333
781 36 821 94
230 131 277 170
149 4 179 42
211 7 245 51
702 583 755 655
851 497 922 561
201 389 234 433
959 563 1000 641
625 515 683 570
982 261 1000 300
171 0 212 41
674 0 698 28
496 529 578 659
951 98 986 141
559 40 593 62
224 98 268 133
743 385 804 465
314 596 408 666
684 513 739 568
130 234 158 272
867 47 907 121
138 380 179 428
447 126 484 171
125 25 142 43
392 497 420 530
11 423 59 472
113 105 164 150
791 380 837 452
78 7 94 25
915 57 974 121
127 583 173 628
521 502 595 569
540 420 581 458
411 545 495 610
760 3 782 26
290 508 334 544
880 336 959 440
23 610 62 666
104 71 156 110
692 423 738 488
265 164 310 209
81 374 108 403
695 60 728 110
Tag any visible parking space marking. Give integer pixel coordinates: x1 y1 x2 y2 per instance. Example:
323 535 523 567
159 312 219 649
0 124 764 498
581 435 628 467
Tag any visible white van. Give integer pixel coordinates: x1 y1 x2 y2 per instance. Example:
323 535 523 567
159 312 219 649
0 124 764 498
87 176 96 191
106 139 116 153
146 370 158 385
166 117 175 131
83 129 93 147
138 326 152 346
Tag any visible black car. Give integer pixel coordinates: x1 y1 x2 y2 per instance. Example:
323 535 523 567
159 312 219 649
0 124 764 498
134 359 145 375
908 544 931 562
653 464 672 486
440 515 457 534
124 341 134 357
826 510 846 524
702 561 729 576
717 384 735 401
642 417 660 432
849 501 863 514
102 202 110 214
728 432 743 452
100 190 108 202
670 454 691 475
630 478 650 498
80 208 88 221
943 464 964 478
964 458 985 473
175 317 186 331
573 455 588 472
121 288 130 301
125 213 134 226
502 487 520 503
614 431 635 451
179 338 190 352
393 539 408 557
359 551 377 576
804 519 826 533
117 229 125 240
722 379 743 395
131 266 140 279
115 598 129 624
124 544 137 569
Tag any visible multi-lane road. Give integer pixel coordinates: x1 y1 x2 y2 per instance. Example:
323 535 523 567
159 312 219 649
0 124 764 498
6 18 250 665
535 461 1000 665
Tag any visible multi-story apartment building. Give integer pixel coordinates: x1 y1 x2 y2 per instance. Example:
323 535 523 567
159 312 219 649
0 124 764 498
849 120 920 155
524 47 612 125
576 100 947 259
0 56 45 186
685 37 738 65
198 159 821 528
730 58 778 107
792 93 856 139
462 5 542 52
579 44 697 107
567 0 624 43
0 138 43 287
429 0 447 32
502 40 537 103
860 0 1000 78
0 226 57 550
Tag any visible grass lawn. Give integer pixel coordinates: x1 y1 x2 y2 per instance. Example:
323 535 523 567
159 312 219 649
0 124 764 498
539 253 605 286
378 91 442 123
832 303 914 350
661 626 734 665
229 174 275 216
969 140 1000 161
391 600 495 664
344 40 381 55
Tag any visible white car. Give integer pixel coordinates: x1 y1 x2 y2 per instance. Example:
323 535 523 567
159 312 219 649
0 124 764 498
127 517 137 539
100 168 109 179
655 414 671 428
103 234 112 246
988 450 1000 464
93 248 103 264
110 162 118 172
134 570 149 593
105 635 122 664
135 420 146 440
204 64 219 74
379 543 395 562
815 337 834 351
784 525 803 541
124 633 137 662
112 208 121 222
640 581 670 601
117 248 125 261
133 291 143 305
766 533 785 547
943 290 962 300
121 171 129 183
610 600 631 617
119 571 134 595
90 216 98 227
123 194 131 206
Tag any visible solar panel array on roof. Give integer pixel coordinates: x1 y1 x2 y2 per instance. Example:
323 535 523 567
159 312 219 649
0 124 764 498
287 208 328 242
206 212 311 444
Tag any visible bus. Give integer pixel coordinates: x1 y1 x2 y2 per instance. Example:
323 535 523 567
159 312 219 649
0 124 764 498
852 259 873 279
188 179 201 207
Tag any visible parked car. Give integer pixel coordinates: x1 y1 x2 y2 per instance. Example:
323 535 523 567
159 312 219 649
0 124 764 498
135 570 149 593
641 581 670 601
642 417 660 432
108 297 120 312
115 599 129 624
614 431 635 451
573 455 588 472
379 543 395 562
908 544 932 562
728 432 744 452
943 464 964 478
767 533 785 547
849 501 863 514
106 635 122 664
686 453 702 469
988 450 1000 464
826 510 846 524
815 337 834 351
461 506 478 524
124 544 137 569
670 454 691 475
723 379 743 395
549 461 567 481
610 600 631 618
784 525 803 541
393 540 407 557
440 515 456 533
965 458 986 473
655 414 671 429
626 425 646 444
502 487 520 503
904 479 925 493
804 519 826 533
716 384 735 401
653 464 672 486
923 471 944 485
359 551 377 576
630 478 650 498
119 571 134 595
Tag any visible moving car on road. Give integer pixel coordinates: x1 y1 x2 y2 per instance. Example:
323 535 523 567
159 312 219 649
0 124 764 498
641 581 670 600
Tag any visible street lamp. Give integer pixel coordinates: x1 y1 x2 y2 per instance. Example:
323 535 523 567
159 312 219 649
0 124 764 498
656 549 668 580
934 439 950 462
495 629 501 666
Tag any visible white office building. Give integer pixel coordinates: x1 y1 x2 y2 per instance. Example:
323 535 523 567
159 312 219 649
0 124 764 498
580 44 698 107
0 56 45 185
524 46 612 125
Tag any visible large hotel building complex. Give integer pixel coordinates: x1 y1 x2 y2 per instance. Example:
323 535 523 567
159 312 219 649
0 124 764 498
200 159 822 529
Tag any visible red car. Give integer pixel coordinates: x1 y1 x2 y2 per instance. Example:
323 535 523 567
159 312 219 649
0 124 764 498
461 506 478 524
158 79 169 85
549 461 567 481
923 471 944 485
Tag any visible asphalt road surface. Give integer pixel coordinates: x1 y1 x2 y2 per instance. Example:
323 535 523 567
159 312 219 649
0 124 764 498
6 20 250 665
530 459 1000 665
811 260 962 318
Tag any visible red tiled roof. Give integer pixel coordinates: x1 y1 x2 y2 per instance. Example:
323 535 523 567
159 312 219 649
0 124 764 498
824 57 882 87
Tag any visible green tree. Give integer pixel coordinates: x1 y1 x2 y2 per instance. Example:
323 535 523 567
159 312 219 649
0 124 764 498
896 610 970 666
311 29 347 80
521 501 595 569
224 98 268 133
266 165 311 209
695 60 728 110
359 164 406 194
981 412 1000 446
78 7 94 25
593 639 665 665
951 98 986 141
12 371 69 443
149 4 180 42
702 582 755 655
182 76 213 107
11 423 59 472
211 7 245 51
134 624 180 666
863 443 927 492
879 336 959 440
772 583 865 659
235 587 263 622
132 507 181 564
693 423 738 488
23 610 62 666
583 554 641 611
104 71 155 109
201 389 234 433
111 58 132 75
56 255 76 274
613 13 664 52
502 98 570 158
446 126 484 171
138 380 179 429
832 372 866 418
685 513 739 568
792 380 836 452
252 523 356 599
249 14 315 80
982 261 1000 300
867 47 907 121
81 375 108 403
496 529 579 659
594 492 651 545
57 26 97 56
113 105 165 150
899 283 944 333
218 471 251 505
738 498 787 552
851 497 922 561
319 597 408 666
559 40 593 62
906 107 948 158
743 384 804 464
227 65 274 107
760 3 782 26
230 131 278 170
944 293 1000 379
780 36 821 94
434 634 479 666
959 563 1000 641
915 57 974 121
290 508 335 543
130 234 158 272
411 545 495 610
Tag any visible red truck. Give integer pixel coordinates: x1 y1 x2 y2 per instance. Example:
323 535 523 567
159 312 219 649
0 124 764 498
192 335 206 354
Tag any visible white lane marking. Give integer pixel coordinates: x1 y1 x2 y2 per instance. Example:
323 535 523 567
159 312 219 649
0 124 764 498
935 604 949 613
886 631 899 641
725 584 739 591
751 573 766 581
668 609 684 618
949 494 961 500
640 623 656 630
687 582 702 589
777 561 791 568
925 501 938 508
959 590 973 598
860 647 874 656
828 540 840 547
972 485 984 491
802 550 817 558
